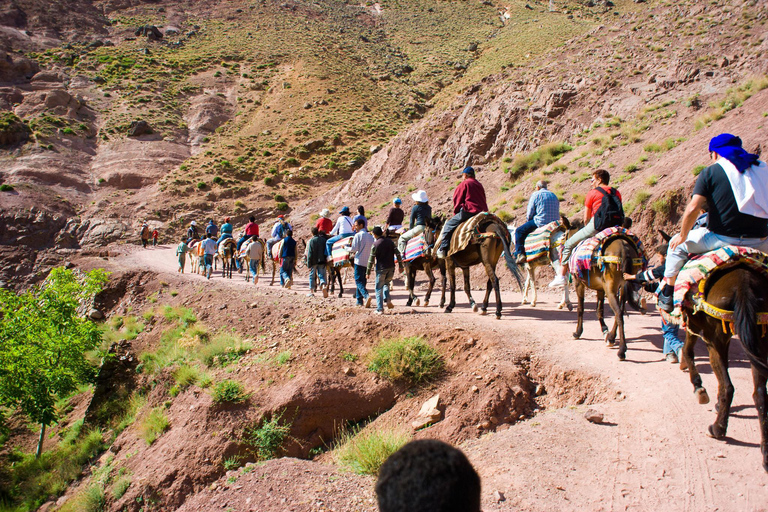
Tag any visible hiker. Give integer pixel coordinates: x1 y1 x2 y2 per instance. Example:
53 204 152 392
176 237 189 273
367 226 403 314
513 180 560 263
398 190 432 255
349 218 375 307
280 229 297 289
353 205 368 230
657 133 768 312
140 221 150 248
385 197 405 232
316 208 333 235
201 234 217 279
267 215 291 255
217 217 234 245
326 206 355 256
187 221 199 242
549 169 623 288
376 439 481 512
152 228 159 246
436 167 487 259
306 227 328 297
205 218 218 239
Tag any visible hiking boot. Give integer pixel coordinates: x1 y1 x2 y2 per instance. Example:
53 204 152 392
365 296 372 308
436 249 446 259
374 310 384 315
387 299 394 309
322 287 329 298
548 275 566 288
307 292 314 297
657 290 674 313
286 278 293 289
515 253 527 264
665 352 679 364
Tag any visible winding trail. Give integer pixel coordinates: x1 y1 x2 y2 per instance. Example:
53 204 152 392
119 246 768 511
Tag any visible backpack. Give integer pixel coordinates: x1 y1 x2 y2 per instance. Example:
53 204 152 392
140 225 149 238
592 187 624 231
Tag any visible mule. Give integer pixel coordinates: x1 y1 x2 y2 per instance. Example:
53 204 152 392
240 238 266 285
571 232 645 361
443 215 523 319
677 263 768 472
402 217 446 308
217 239 237 279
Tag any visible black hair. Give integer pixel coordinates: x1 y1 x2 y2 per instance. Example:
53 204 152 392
372 226 383 237
358 205 365 215
354 218 365 227
622 217 633 229
376 440 481 512
286 229 293 237
181 237 187 242
311 227 319 236
249 216 256 222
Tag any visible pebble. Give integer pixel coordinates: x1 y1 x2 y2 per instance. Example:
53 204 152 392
250 302 258 308
493 490 506 502
584 409 604 424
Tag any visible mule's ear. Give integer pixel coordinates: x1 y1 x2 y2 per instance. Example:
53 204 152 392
561 214 571 230
659 229 672 242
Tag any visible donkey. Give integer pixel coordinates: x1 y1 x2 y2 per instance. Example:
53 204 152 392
678 262 768 472
217 239 237 279
403 216 446 308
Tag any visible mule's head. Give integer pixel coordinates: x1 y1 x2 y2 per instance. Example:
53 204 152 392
625 281 647 315
425 215 444 246
659 229 672 243
561 214 583 237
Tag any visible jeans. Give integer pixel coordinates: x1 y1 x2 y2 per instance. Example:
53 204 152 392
326 233 353 256
203 254 214 278
438 209 476 253
375 267 395 311
397 224 425 255
141 238 148 248
514 219 539 256
561 218 598 265
354 264 369 304
153 238 158 246
309 264 327 291
217 233 233 246
664 227 768 279
661 316 684 355
266 237 281 258
249 259 259 283
280 257 295 286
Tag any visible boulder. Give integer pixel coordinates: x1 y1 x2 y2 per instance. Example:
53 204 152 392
134 25 163 40
30 71 65 83
127 120 153 137
584 409 604 424
0 50 40 82
302 139 325 152
0 112 30 147
411 393 443 429
186 94 230 134
44 89 73 109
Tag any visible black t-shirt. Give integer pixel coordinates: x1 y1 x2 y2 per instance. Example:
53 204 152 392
386 207 405 226
692 163 768 238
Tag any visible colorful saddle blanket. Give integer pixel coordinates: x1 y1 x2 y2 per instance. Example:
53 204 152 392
661 245 768 326
404 234 429 262
270 239 283 261
523 220 563 262
569 226 647 280
331 235 354 267
438 212 508 257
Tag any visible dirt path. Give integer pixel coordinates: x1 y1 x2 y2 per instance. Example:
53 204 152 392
119 246 768 511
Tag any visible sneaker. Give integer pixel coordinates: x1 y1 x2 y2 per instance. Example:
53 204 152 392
365 296 372 308
286 278 293 289
548 275 566 288
387 299 394 309
657 290 674 313
322 286 329 298
374 310 384 315
307 292 314 297
665 352 679 364
436 249 446 259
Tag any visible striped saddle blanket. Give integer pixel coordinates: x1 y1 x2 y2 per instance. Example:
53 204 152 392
443 212 507 257
661 245 768 326
569 227 646 280
270 239 283 261
523 220 562 262
331 235 354 267
404 234 429 262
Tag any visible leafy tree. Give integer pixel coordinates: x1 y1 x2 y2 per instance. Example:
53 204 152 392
0 267 109 457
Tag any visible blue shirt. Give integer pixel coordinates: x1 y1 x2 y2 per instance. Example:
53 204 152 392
527 189 560 227
350 229 374 266
353 214 368 230
205 222 219 236
221 222 233 234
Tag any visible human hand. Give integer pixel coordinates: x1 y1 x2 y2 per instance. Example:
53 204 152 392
669 233 682 251
622 273 635 281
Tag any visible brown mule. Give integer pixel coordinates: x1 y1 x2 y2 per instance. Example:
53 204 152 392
403 217 446 308
678 264 768 472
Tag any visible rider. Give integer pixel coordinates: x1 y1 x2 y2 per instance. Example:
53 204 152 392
549 169 622 289
513 180 560 264
267 215 291 256
657 133 768 312
205 218 218 239
385 197 405 232
186 221 200 242
398 190 432 256
238 216 259 252
316 208 333 235
325 206 355 256
353 205 368 230
217 217 234 246
436 167 487 259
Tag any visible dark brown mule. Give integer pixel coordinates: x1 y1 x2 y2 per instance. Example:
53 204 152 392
326 257 350 298
403 216 446 308
571 233 645 361
443 218 522 319
678 264 768 472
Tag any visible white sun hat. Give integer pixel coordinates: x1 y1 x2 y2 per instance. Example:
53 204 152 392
412 190 428 203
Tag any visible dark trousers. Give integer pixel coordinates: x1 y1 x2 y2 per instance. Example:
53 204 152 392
438 209 475 253
354 264 369 304
514 219 538 256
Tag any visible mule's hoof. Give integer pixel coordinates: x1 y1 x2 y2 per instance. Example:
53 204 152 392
495 314 501 320
415 298 421 307
695 387 710 405
567 303 574 312
618 351 626 361
601 328 609 336
423 300 429 307
707 424 726 440
472 304 479 313
444 308 453 314
572 332 581 339
479 309 487 316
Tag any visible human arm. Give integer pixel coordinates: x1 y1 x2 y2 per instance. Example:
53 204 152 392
527 193 536 221
410 206 417 229
669 195 707 250
366 245 376 277
452 182 466 214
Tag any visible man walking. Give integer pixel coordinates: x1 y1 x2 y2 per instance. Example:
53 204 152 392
201 234 217 280
306 227 329 297
436 167 487 259
367 226 403 314
513 180 560 263
350 218 375 307
279 229 297 289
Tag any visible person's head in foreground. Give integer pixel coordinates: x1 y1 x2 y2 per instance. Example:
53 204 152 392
375 439 481 512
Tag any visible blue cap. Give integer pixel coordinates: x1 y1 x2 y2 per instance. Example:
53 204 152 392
462 166 475 175
393 197 402 204
339 206 351 215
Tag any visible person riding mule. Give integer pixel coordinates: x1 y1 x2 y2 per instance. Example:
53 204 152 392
436 167 487 259
398 190 432 256
402 215 446 308
513 180 560 264
385 197 405 232
267 215 291 256
187 221 200 243
326 206 355 257
657 133 768 312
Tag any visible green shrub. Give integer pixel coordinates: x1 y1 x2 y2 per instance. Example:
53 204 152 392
507 142 572 179
264 176 274 185
110 476 131 500
496 210 514 223
284 157 299 166
173 364 200 389
196 182 206 190
274 193 285 202
197 332 252 366
368 336 443 385
335 428 410 475
624 163 639 173
623 190 651 215
212 176 224 184
275 350 292 366
0 184 15 192
246 411 292 460
692 165 705 176
276 202 288 211
211 380 249 403
58 483 104 512
651 196 671 216
139 407 170 445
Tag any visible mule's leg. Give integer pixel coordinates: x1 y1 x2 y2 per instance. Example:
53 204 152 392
605 292 625 359
423 264 436 307
573 282 585 339
444 261 456 313
270 260 276 286
529 265 539 308
596 289 609 336
521 266 531 305
405 266 415 307
706 337 735 439
439 267 447 309
682 330 710 404
480 278 492 315
336 268 344 298
463 268 477 312
751 365 768 472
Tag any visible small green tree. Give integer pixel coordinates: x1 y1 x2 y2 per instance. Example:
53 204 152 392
0 267 109 457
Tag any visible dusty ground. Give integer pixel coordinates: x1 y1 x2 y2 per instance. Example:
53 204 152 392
107 245 768 512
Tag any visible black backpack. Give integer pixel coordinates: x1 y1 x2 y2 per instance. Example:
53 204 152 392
592 187 625 231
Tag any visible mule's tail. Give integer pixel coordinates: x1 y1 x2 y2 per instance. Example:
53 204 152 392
733 270 768 373
489 223 523 292
622 242 644 312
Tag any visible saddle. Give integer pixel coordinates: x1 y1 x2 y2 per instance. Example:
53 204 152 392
522 220 563 263
403 234 429 262
331 235 354 267
220 238 236 251
661 245 768 329
569 226 646 280
438 212 508 257
270 240 283 261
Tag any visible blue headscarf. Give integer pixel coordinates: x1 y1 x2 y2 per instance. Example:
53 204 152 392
709 133 759 173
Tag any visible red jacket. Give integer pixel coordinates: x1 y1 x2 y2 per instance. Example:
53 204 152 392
244 222 259 237
452 177 487 214
316 217 333 234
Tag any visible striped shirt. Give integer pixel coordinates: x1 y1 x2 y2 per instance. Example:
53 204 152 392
527 189 560 227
